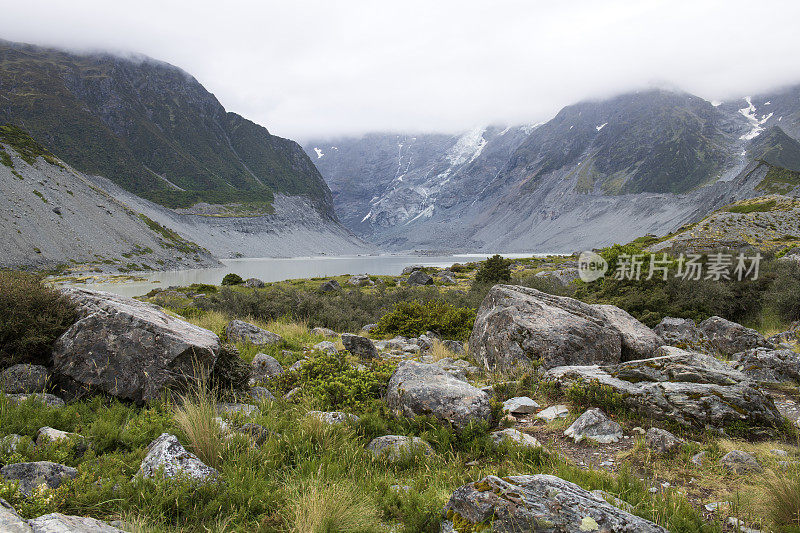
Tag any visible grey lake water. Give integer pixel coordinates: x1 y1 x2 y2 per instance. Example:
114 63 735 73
83 253 546 297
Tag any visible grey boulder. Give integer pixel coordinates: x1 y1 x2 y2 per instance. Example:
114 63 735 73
699 316 772 356
28 514 127 532
243 278 265 288
5 393 65 407
385 361 492 428
313 341 338 354
347 274 374 287
51 288 221 403
490 429 542 448
0 364 51 394
645 428 684 454
720 450 763 474
366 435 433 461
225 320 283 346
319 280 341 292
311 327 338 338
653 317 708 349
502 397 540 415
137 433 218 483
564 408 622 444
731 347 800 383
251 353 284 381
406 270 433 286
0 461 77 497
307 411 359 425
533 268 579 287
0 499 30 533
443 475 667 532
469 285 661 372
341 334 378 360
401 265 425 275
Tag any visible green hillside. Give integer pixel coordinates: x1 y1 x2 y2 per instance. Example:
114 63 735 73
0 40 333 215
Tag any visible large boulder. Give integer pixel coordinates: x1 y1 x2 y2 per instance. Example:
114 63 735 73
51 288 221 403
341 334 378 360
0 365 51 394
731 347 800 383
653 317 708 349
137 433 218 483
0 499 30 533
385 361 492 428
225 320 283 346
564 408 622 444
469 285 661 371
443 475 667 532
699 316 772 356
545 349 783 433
28 514 126 532
406 270 434 286
0 461 77 497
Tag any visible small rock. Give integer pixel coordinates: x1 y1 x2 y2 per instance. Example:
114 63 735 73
137 433 218 482
29 513 127 532
0 461 77 497
311 327 338 338
6 393 64 407
236 423 274 446
691 451 706 466
313 341 338 354
720 450 763 474
361 324 378 333
727 516 762 533
217 403 259 417
645 428 684 454
490 428 541 448
0 435 23 455
307 411 359 425
564 408 622 444
283 387 301 400
341 333 378 360
226 320 283 346
347 274 373 287
35 427 83 447
250 386 276 402
441 339 465 355
535 404 569 422
251 353 284 381
401 265 425 275
406 270 433 286
770 449 789 457
502 396 540 415
319 280 341 292
366 435 433 461
0 364 51 394
243 278 265 288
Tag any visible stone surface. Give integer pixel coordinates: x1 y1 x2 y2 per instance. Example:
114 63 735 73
699 316 772 356
502 397 540 415
225 320 283 346
341 333 378 360
490 428 542 448
731 347 800 383
347 274 374 287
469 285 661 372
406 270 433 286
35 427 83 447
52 288 221 403
653 317 708 349
5 393 65 407
243 277 265 288
318 280 341 292
251 353 284 381
366 435 433 461
534 268 580 287
385 361 492 428
443 475 667 533
311 327 338 338
441 340 465 355
307 411 359 425
313 341 338 354
28 514 126 532
645 428 684 454
401 265 425 275
545 350 783 432
0 498 31 533
217 403 259 417
1 434 24 454
249 386 276 402
0 461 77 497
137 433 218 482
535 404 569 422
0 364 51 394
564 408 622 444
720 450 763 474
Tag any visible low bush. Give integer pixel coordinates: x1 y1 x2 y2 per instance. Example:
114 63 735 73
371 300 476 340
221 273 244 286
0 271 77 368
474 254 512 284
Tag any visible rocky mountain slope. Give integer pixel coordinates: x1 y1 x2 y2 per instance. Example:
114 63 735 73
307 87 800 252
0 125 218 270
0 40 370 267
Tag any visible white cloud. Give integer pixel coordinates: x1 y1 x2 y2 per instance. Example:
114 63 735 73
1 0 800 140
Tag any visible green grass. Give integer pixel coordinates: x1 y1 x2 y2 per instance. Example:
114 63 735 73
725 199 778 214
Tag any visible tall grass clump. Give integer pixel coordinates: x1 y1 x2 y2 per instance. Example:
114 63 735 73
763 469 800 532
173 373 222 470
0 271 77 368
286 477 382 533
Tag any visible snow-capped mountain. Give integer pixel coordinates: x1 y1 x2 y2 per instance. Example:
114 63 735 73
306 86 800 252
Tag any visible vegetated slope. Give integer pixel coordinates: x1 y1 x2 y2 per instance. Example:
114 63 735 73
0 124 218 270
311 87 800 252
0 39 333 216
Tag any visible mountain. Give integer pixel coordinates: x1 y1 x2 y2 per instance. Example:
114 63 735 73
306 88 800 252
0 124 218 270
0 39 332 216
0 40 370 267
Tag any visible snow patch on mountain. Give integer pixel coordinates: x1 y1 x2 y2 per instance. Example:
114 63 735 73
314 148 324 158
446 127 487 166
738 97 772 140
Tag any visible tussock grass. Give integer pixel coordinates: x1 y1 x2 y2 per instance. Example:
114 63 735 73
285 477 382 533
173 371 222 470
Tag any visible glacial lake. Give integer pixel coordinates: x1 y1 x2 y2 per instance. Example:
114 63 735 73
79 253 547 297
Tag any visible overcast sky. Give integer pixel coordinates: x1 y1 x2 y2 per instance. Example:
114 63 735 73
2 0 800 141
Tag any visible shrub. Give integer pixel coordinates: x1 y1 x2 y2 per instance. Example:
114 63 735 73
221 273 244 286
371 300 476 340
0 271 77 368
474 254 511 284
273 353 396 412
